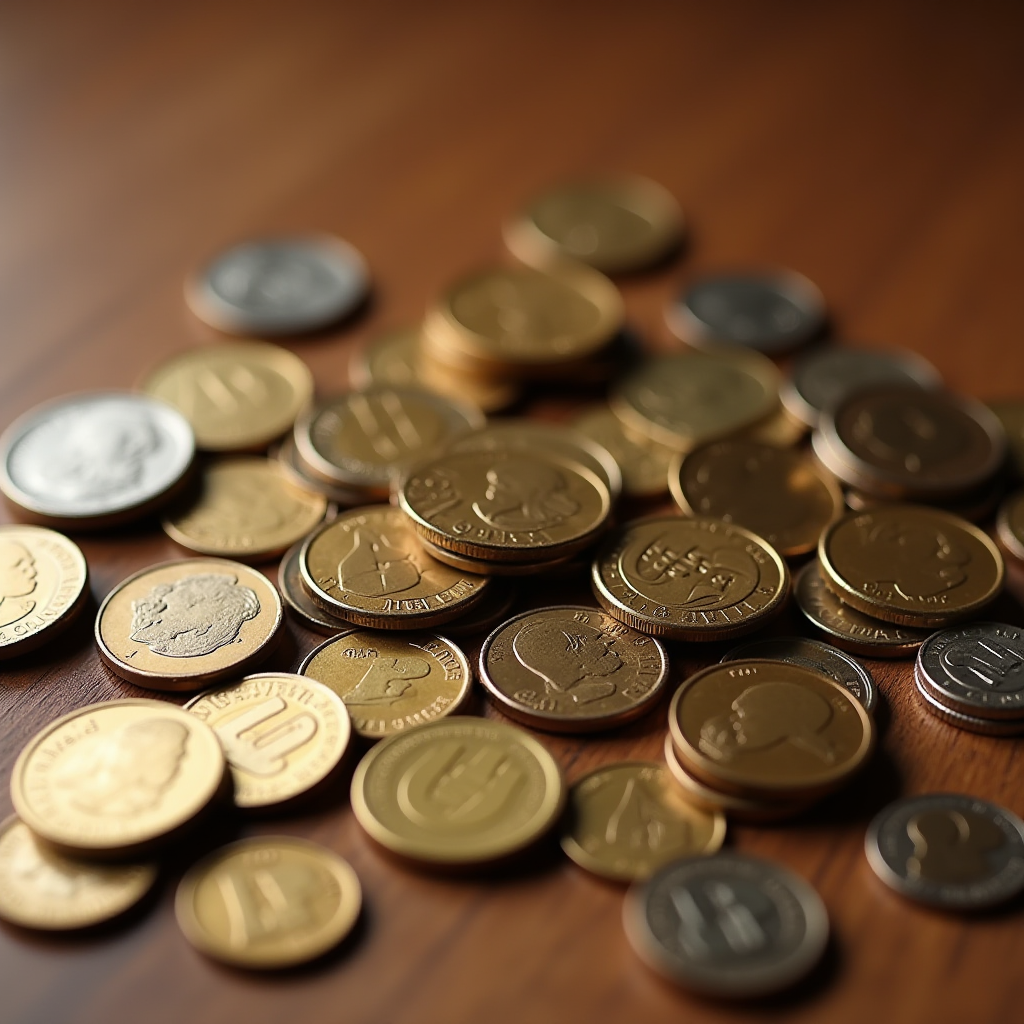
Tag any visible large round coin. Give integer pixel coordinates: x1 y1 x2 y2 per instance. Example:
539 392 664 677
175 837 361 968
997 489 1024 562
478 606 668 733
0 392 194 528
572 407 674 498
95 558 282 691
350 717 564 866
623 853 829 997
11 700 226 858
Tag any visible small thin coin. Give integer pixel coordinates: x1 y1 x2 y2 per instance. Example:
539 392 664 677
413 533 574 577
591 514 789 641
478 606 668 733
819 505 1004 628
12 700 226 859
186 236 369 336
95 558 282 691
299 629 472 740
572 407 674 498
175 837 361 968
163 457 327 561
997 489 1024 562
866 794 1024 910
442 584 518 638
561 762 723 882
623 853 829 997
350 717 564 865
913 671 1024 737
278 540 350 634
988 401 1024 479
273 434 367 505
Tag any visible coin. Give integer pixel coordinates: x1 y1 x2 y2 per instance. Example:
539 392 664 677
442 584 517 638
671 441 842 558
0 392 195 528
912 671 1024 737
0 525 89 660
722 636 877 713
668 660 874 800
163 457 327 561
278 540 349 634
818 506 1004 628
185 236 369 335
412 533 574 576
591 514 789 641
478 606 668 733
11 699 226 858
572 407 674 498
0 816 157 931
273 434 367 505
299 628 472 739
175 837 361 968
845 475 1004 525
95 558 282 691
350 717 564 865
865 794 1024 910
996 489 1024 562
665 270 825 353
988 401 1024 479
623 853 829 997
739 405 807 448
793 561 929 658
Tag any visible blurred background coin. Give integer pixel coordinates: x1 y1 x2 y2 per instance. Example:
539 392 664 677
987 400 1024 479
572 406 673 498
273 433 367 505
997 489 1024 562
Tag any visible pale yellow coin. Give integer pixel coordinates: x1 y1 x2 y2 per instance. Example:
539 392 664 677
572 406 674 498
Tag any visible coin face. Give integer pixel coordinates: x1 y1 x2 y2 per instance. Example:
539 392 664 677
478 606 668 733
866 794 1024 909
623 853 829 997
95 558 282 691
0 392 194 526
997 489 1024 562
672 441 842 557
669 660 874 799
141 342 314 451
163 457 327 560
572 407 673 498
11 699 226 857
278 540 349 634
350 717 564 865
175 837 361 968
819 506 1004 627
591 515 789 641
186 236 369 335
299 629 472 739
186 674 351 808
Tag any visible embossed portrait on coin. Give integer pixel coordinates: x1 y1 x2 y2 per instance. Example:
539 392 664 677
338 527 421 597
130 573 260 658
513 619 621 705
906 809 1004 884
631 535 758 609
343 655 430 705
940 639 1024 693
472 457 580 531
0 539 38 628
853 521 969 598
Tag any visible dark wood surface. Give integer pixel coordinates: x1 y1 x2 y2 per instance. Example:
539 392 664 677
2 2 1024 1021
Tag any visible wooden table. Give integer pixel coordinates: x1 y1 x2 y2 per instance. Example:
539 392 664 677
3 2 1024 1021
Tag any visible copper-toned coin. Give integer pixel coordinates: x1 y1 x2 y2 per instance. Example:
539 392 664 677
997 489 1024 563
478 606 668 733
413 532 574 576
591 514 789 641
819 506 1004 628
278 540 350 634
572 407 674 498
844 474 1005 525
988 401 1024 479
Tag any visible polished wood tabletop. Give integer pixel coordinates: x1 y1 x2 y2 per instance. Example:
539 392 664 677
2 2 1024 1022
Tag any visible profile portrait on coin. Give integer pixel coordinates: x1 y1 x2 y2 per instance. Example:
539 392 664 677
633 535 758 609
342 655 431 705
940 639 1024 693
338 527 421 597
513 617 622 705
852 519 970 597
906 808 1005 884
472 456 580 531
0 538 38 627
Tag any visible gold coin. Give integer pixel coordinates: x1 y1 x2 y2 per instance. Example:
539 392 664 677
413 530 574 576
0 525 89 660
610 351 781 453
299 628 472 740
442 584 518 638
478 606 668 733
572 406 674 498
278 540 350 634
591 514 789 641
818 505 1004 627
739 405 807 448
185 674 351 809
668 660 874 800
417 344 522 413
997 490 1024 563
350 717 564 865
95 558 283 691
988 400 1024 479
560 762 723 882
300 505 490 628
671 441 842 558
11 699 226 858
140 342 314 452
175 837 361 969
273 434 367 505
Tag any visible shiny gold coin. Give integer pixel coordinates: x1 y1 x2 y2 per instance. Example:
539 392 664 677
299 628 471 740
591 514 789 641
11 699 226 859
561 762 723 882
350 717 564 865
95 558 282 691
140 342 314 452
997 490 1024 563
278 540 350 634
478 606 669 733
175 837 361 969
668 660 874 801
819 505 1004 628
572 406 674 498
274 434 368 505
413 531 574 576
0 525 89 660
988 400 1024 479
671 441 842 558
185 674 351 809
300 505 490 628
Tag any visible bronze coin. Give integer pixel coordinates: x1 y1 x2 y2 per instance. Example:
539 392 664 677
996 489 1024 563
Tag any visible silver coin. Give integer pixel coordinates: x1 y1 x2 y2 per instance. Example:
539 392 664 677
913 667 1024 737
278 540 351 635
623 853 829 997
722 636 877 712
865 793 1024 909
0 392 195 527
187 236 369 336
